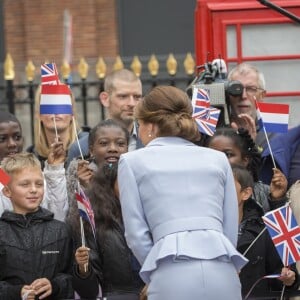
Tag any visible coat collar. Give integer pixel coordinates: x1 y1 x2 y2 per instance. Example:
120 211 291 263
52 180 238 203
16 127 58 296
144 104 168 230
146 136 195 148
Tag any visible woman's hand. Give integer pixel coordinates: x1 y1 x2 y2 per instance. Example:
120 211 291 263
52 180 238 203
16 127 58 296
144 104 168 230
47 136 66 165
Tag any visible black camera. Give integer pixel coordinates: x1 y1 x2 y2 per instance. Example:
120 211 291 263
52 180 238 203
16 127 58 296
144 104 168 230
225 80 244 97
187 59 244 126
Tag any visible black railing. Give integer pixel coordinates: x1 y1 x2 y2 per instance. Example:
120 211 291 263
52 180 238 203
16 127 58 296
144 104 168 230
0 74 193 146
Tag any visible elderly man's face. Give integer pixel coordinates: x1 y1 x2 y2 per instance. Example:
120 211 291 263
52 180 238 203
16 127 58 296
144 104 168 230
228 70 265 122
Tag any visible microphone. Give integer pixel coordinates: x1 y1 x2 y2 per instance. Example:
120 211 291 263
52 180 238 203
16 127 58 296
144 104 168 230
212 58 227 79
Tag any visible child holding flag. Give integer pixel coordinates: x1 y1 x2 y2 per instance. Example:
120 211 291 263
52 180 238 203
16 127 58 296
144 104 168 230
0 153 74 300
66 119 144 299
71 163 144 299
232 164 298 298
0 111 69 221
207 127 288 213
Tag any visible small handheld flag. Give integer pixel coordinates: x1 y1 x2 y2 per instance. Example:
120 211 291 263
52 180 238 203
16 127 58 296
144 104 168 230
0 168 10 191
40 84 73 115
75 185 96 239
40 63 85 161
192 87 220 136
41 63 60 85
262 205 300 267
256 102 289 133
192 88 210 112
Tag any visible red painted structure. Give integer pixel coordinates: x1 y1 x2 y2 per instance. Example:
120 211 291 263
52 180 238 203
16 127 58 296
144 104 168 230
194 0 300 99
195 0 300 63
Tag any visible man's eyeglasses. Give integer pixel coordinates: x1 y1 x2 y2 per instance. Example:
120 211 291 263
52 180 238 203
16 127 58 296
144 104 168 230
226 81 265 97
243 86 265 96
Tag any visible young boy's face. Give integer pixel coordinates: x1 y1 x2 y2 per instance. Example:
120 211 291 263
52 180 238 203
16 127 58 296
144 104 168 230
3 167 44 215
234 179 244 207
234 178 252 207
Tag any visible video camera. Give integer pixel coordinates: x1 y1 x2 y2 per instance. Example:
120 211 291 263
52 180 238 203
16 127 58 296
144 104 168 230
186 58 244 127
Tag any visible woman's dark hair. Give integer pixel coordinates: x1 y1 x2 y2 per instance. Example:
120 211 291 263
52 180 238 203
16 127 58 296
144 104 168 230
88 119 130 148
85 162 121 239
68 161 121 243
135 85 201 143
206 127 261 181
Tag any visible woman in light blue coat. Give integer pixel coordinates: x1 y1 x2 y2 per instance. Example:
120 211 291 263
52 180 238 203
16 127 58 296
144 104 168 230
118 85 248 300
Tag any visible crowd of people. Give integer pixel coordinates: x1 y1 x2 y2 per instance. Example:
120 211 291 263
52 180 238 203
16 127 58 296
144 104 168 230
0 64 299 300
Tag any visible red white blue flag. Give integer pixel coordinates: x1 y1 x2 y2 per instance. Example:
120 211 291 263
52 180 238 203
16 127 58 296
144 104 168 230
192 87 220 136
40 84 73 115
256 102 289 133
41 63 60 85
192 88 210 113
262 205 300 266
75 185 96 238
0 168 10 191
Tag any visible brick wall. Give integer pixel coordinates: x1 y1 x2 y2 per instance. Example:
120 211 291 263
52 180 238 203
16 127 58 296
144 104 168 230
3 0 118 76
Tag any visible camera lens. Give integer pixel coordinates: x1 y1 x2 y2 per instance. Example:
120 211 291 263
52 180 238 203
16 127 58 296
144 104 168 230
226 80 244 97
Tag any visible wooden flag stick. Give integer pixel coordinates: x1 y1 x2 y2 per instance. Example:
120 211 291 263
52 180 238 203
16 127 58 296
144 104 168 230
52 116 58 140
80 216 88 272
72 116 84 160
254 97 276 169
262 125 276 169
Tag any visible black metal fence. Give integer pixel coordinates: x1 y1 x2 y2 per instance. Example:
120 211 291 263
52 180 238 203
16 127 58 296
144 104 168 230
0 53 196 146
0 75 194 145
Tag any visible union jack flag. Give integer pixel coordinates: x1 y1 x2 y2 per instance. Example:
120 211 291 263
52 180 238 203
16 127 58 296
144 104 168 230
262 205 300 266
192 87 220 136
75 184 96 239
41 63 60 85
192 88 210 114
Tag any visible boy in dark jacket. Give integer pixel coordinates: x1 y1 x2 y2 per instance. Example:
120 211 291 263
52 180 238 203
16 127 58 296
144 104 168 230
0 153 74 300
232 164 299 299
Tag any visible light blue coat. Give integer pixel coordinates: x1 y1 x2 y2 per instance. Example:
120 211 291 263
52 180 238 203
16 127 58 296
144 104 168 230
118 137 247 285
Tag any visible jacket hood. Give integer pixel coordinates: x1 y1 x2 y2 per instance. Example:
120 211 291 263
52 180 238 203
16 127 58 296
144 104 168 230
0 207 54 228
243 197 264 220
238 197 265 253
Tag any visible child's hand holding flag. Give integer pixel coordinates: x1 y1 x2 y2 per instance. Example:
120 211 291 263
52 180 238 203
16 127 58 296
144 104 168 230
75 246 90 275
279 266 296 286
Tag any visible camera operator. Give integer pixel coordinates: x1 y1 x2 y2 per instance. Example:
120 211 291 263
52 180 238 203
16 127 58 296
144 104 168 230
226 62 270 149
226 62 300 190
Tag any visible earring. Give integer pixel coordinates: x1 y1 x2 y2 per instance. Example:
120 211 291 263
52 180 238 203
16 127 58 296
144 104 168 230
148 133 152 137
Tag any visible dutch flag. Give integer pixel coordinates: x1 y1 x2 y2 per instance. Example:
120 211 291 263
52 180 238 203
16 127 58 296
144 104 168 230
40 84 73 115
256 102 289 134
